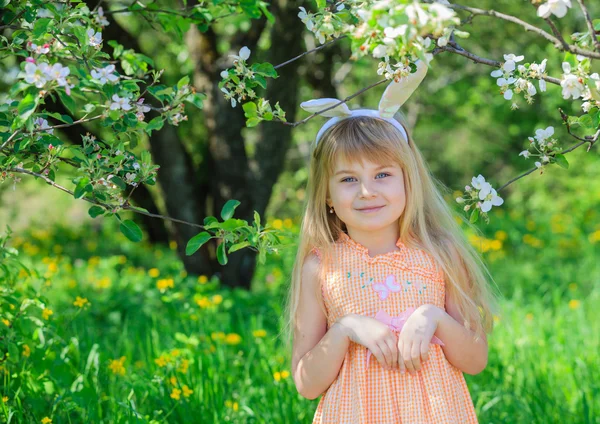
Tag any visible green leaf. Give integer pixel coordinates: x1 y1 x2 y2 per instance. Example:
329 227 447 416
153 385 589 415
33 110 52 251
16 94 39 124
177 75 190 90
58 89 77 115
88 206 105 218
253 62 277 78
253 210 261 231
228 241 250 253
316 0 326 9
120 220 143 242
145 117 164 135
185 93 206 109
554 154 569 169
33 18 52 38
221 218 248 232
216 242 228 265
110 176 127 190
246 117 261 127
74 177 91 199
220 199 241 221
469 208 479 223
204 216 219 226
185 231 212 256
242 101 257 116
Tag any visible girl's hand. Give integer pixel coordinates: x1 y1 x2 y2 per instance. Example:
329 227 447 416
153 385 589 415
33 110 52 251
397 305 443 374
337 314 399 370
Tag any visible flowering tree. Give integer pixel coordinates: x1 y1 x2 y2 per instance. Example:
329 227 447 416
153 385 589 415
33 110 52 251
1 0 599 285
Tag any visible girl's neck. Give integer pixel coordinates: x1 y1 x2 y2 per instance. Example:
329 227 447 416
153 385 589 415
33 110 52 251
345 225 401 257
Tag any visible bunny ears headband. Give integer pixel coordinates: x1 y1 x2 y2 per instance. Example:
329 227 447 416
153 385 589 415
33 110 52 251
300 59 428 146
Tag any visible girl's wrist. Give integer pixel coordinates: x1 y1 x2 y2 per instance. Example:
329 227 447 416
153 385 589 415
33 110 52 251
417 304 445 324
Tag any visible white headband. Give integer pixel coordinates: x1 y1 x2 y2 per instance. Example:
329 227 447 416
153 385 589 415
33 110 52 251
300 59 428 146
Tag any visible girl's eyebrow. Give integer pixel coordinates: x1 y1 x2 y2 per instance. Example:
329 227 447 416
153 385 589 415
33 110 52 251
334 165 394 176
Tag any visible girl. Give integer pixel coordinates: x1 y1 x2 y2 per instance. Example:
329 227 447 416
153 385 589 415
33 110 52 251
284 60 500 423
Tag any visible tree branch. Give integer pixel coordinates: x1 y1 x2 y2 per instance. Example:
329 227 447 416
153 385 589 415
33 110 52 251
575 0 600 52
448 3 600 59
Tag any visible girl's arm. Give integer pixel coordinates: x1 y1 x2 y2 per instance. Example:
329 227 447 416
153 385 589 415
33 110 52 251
425 300 488 375
292 253 351 400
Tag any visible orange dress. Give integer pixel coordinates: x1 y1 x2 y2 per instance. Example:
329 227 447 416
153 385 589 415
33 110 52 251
310 232 479 424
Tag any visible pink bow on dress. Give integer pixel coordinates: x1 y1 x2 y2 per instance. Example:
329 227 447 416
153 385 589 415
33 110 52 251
365 308 445 369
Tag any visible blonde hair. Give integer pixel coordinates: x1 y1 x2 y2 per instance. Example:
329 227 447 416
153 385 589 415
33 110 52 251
280 111 501 352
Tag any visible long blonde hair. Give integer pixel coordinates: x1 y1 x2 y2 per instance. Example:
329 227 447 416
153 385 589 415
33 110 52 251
281 112 501 352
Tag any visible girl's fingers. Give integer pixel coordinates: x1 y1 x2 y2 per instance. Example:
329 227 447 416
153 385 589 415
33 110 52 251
420 339 430 364
385 337 399 368
379 340 394 369
402 343 415 372
397 339 406 372
410 341 422 372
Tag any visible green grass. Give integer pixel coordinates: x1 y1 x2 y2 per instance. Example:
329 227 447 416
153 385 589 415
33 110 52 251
1 207 599 423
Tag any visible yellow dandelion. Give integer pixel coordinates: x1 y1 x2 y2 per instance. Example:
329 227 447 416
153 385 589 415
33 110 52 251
178 359 189 374
169 241 177 250
170 349 180 357
156 278 174 291
253 329 267 338
272 219 283 229
196 297 211 308
148 268 160 278
96 277 112 289
88 256 100 266
47 262 58 273
182 384 193 397
225 333 241 345
154 354 171 368
170 376 178 385
198 275 208 284
274 371 281 382
73 296 89 308
22 344 31 357
569 299 580 309
41 418 52 424
233 402 239 411
2 318 10 327
495 230 507 241
42 308 53 320
108 356 126 376
18 269 29 279
9 304 14 310
211 294 223 305
2 396 7 402
283 218 293 228
170 388 181 400
281 370 290 379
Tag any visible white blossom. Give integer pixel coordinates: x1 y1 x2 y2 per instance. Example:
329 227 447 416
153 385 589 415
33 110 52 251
28 42 50 54
220 87 237 107
535 126 554 142
230 46 250 63
561 74 584 99
24 62 50 88
91 64 119 85
537 0 572 19
94 7 110 27
298 7 314 31
110 94 132 111
478 182 504 213
46 63 70 86
87 28 103 47
519 150 530 158
34 117 54 135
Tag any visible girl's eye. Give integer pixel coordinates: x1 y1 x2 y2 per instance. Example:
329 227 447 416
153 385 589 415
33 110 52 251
341 173 390 183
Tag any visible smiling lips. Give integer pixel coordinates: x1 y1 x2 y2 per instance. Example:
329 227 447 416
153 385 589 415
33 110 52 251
357 206 384 212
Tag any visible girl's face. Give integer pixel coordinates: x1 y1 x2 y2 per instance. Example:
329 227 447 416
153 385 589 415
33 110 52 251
327 156 406 235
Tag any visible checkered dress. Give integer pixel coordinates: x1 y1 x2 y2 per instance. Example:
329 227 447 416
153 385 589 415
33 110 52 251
310 232 479 424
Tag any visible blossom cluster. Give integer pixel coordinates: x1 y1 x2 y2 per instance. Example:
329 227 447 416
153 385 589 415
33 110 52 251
518 126 564 169
490 54 548 109
220 46 257 108
456 175 504 219
559 57 600 113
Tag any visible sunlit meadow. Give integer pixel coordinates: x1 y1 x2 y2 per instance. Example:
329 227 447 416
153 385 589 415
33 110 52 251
1 187 599 423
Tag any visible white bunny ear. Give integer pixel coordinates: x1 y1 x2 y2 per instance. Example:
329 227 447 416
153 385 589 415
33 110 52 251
300 98 352 118
378 60 428 119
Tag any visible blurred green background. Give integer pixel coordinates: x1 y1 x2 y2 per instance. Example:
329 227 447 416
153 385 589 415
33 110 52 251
1 0 600 423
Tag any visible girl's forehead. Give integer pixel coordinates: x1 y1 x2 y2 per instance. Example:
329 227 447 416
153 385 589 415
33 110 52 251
332 155 397 171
